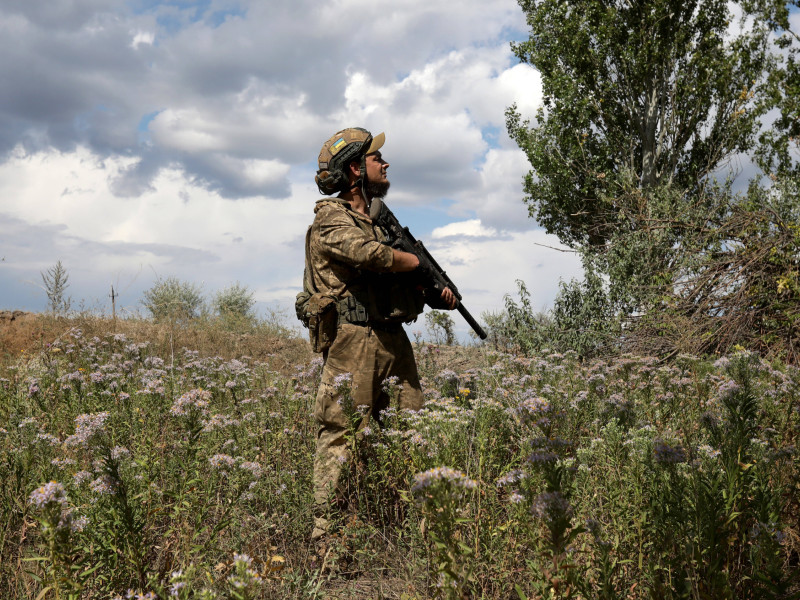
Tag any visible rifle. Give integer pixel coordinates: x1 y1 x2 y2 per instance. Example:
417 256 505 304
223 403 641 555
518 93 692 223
369 198 488 340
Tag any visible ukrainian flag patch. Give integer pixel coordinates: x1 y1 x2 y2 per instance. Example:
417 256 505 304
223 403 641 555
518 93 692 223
330 137 346 156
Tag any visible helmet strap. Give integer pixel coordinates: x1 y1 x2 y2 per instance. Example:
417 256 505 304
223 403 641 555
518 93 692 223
349 153 369 200
360 153 369 201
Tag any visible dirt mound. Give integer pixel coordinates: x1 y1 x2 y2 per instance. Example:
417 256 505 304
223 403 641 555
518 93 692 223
0 311 42 363
0 310 32 324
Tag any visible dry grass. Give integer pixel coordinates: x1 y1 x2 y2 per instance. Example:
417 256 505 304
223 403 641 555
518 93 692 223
0 311 312 374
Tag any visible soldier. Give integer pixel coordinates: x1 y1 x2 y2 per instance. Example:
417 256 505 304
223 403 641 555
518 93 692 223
299 127 457 541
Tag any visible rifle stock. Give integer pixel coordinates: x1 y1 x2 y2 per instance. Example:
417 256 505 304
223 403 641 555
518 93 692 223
369 198 488 340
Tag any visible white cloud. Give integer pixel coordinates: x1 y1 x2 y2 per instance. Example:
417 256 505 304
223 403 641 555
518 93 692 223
0 0 588 325
411 227 584 340
432 220 498 239
130 30 154 48
0 146 310 312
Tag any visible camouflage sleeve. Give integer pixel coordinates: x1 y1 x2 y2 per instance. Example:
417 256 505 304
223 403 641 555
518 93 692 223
316 206 394 272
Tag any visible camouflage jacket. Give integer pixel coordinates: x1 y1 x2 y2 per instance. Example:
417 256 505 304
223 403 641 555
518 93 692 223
306 198 424 323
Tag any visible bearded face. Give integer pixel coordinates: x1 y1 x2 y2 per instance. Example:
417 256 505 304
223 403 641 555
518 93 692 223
366 179 390 199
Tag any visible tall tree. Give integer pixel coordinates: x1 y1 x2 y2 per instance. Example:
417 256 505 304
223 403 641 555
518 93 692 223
507 0 775 251
755 0 800 176
505 0 800 358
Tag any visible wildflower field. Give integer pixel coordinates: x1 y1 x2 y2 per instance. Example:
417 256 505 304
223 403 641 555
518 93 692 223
1 317 798 599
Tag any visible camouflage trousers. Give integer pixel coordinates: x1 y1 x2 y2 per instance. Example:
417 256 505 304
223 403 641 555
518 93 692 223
312 322 422 540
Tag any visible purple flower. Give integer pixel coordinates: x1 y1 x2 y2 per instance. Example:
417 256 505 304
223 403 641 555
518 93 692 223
90 475 117 495
698 444 721 459
514 397 551 425
29 481 68 509
63 412 109 447
333 372 353 389
496 469 526 487
239 461 263 478
718 378 740 397
73 471 93 486
36 433 61 446
411 466 477 494
111 446 130 461
69 513 89 532
528 451 558 464
531 491 572 521
509 492 525 504
654 438 687 464
170 389 211 417
209 454 236 469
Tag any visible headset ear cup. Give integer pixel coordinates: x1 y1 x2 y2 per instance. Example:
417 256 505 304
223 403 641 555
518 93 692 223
315 170 347 195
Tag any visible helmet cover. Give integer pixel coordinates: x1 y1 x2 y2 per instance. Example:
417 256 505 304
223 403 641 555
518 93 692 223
315 127 385 195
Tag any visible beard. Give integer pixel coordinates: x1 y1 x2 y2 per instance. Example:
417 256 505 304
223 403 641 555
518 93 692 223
365 179 390 199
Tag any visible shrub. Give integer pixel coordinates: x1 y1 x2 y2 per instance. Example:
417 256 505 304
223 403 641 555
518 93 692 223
490 277 620 358
425 310 456 345
213 283 255 326
141 277 204 323
41 260 71 314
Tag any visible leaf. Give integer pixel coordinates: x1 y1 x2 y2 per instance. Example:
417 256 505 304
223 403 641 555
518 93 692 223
34 586 53 600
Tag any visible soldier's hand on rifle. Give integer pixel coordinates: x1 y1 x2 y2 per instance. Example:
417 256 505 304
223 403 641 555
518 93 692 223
440 287 458 310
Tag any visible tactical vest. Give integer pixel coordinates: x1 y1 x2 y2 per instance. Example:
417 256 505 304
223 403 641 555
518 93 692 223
296 199 424 349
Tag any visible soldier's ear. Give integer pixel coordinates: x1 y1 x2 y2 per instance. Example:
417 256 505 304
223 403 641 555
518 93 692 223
348 159 361 177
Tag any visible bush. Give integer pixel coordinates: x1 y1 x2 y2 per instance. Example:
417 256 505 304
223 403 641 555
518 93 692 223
213 283 255 327
41 260 71 314
141 277 204 323
425 310 456 345
489 276 620 358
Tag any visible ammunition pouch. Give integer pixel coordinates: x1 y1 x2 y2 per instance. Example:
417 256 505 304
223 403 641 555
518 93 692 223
337 296 369 325
300 293 339 353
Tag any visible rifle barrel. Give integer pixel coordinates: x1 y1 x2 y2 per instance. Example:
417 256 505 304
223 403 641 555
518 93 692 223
372 200 487 340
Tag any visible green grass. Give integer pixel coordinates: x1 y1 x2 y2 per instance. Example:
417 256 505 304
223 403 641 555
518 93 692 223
1 318 798 599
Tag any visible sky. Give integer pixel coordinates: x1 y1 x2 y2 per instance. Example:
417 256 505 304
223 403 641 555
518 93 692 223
0 0 586 339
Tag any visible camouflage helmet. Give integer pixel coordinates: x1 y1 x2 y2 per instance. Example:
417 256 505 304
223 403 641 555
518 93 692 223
315 127 385 195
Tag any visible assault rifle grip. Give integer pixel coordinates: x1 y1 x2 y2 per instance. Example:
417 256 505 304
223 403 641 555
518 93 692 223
369 198 488 340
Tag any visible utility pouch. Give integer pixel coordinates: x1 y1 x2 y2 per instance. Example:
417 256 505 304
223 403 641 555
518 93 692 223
295 290 312 326
306 293 339 353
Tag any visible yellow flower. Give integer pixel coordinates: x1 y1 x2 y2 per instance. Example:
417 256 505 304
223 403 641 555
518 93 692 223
777 275 792 294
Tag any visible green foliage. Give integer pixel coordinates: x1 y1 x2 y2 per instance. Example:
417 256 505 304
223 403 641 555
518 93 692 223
213 283 255 320
507 0 800 358
754 0 800 177
425 310 456 346
213 283 256 329
488 280 558 355
142 276 205 323
550 263 620 357
508 0 773 249
41 260 71 314
2 324 798 598
490 278 620 358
